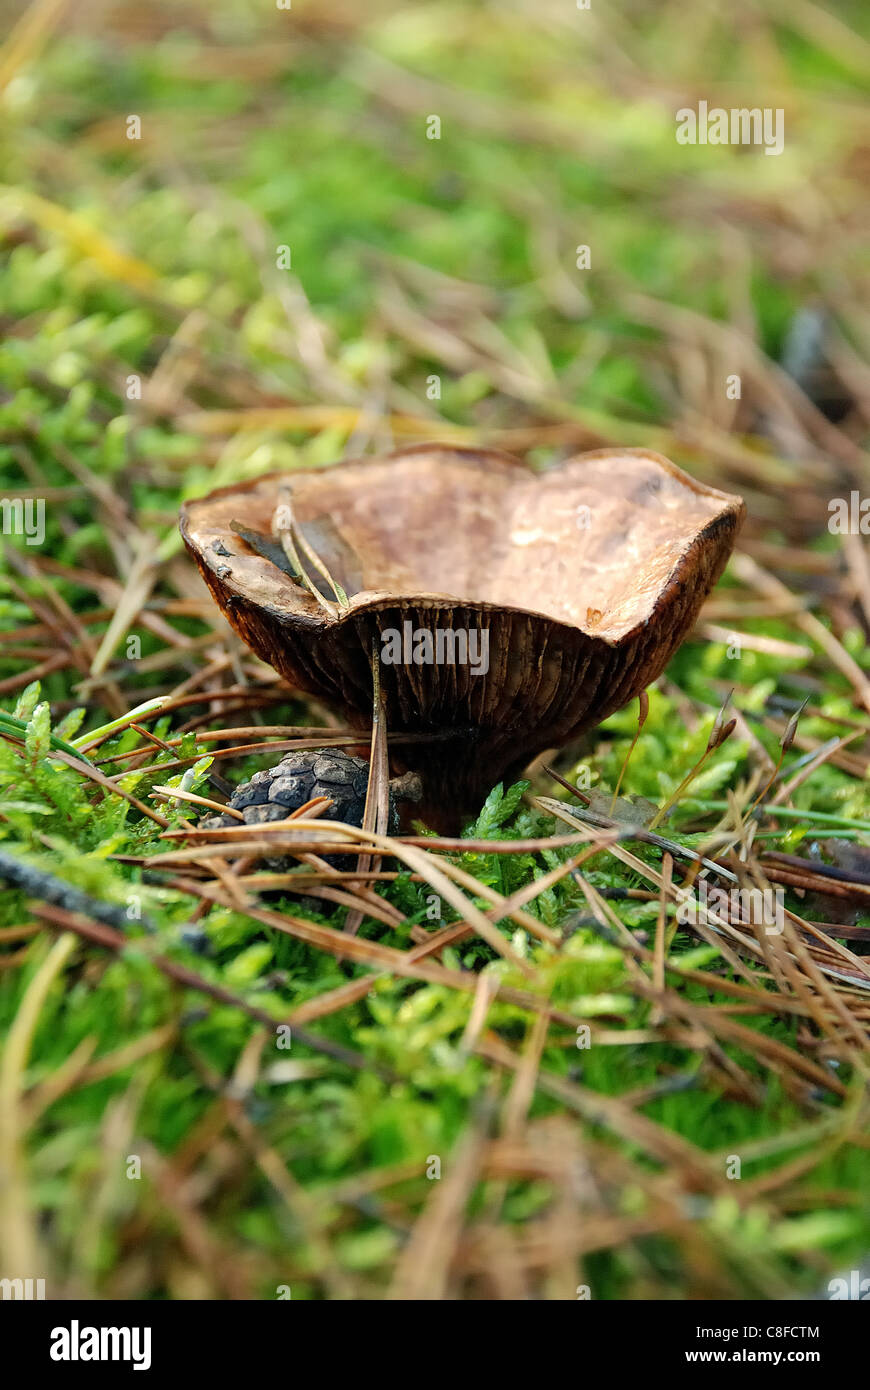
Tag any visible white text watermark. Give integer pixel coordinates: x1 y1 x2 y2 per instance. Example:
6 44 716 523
0 497 45 546
676 102 784 156
677 879 785 935
50 1320 151 1371
380 621 490 676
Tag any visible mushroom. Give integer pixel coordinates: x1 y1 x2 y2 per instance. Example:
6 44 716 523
180 444 744 831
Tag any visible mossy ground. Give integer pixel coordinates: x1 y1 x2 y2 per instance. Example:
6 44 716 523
0 0 868 1299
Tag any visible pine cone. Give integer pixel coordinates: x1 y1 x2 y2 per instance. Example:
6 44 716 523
199 749 400 873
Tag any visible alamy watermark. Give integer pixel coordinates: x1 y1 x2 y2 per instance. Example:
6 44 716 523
676 879 785 935
1 1276 45 1299
380 621 490 676
676 102 784 156
50 1320 151 1371
828 1270 870 1300
0 497 45 546
827 492 869 534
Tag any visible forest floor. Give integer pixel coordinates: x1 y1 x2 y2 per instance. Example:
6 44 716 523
0 0 869 1299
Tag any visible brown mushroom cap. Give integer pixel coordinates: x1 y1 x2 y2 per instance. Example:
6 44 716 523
180 444 744 829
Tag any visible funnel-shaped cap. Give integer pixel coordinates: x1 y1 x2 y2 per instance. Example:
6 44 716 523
181 445 744 829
